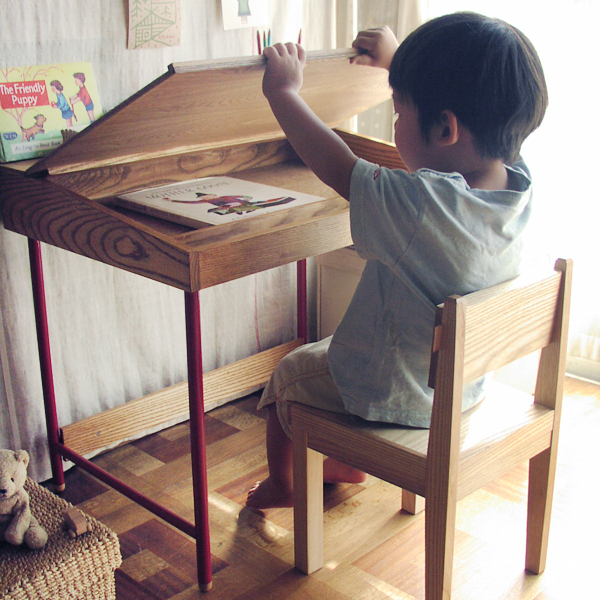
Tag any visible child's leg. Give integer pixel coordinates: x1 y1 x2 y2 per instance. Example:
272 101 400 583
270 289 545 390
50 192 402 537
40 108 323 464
246 404 294 508
247 339 367 509
246 404 366 509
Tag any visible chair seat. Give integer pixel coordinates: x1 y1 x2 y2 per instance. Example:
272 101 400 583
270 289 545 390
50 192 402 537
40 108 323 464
291 380 554 499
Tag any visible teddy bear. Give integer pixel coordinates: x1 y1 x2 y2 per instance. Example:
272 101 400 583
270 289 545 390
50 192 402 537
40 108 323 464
0 449 48 549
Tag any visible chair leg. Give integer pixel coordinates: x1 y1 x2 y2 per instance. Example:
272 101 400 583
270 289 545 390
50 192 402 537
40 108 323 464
526 447 557 574
425 486 457 599
402 490 425 514
293 428 324 574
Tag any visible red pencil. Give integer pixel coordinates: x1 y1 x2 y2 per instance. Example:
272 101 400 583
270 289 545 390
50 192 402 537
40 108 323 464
298 28 302 44
257 30 262 54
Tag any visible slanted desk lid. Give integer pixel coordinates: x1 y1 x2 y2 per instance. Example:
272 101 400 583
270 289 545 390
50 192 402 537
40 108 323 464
27 49 390 177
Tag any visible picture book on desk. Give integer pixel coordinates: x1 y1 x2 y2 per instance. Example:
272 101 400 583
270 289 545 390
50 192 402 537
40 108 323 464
116 176 325 226
0 61 102 163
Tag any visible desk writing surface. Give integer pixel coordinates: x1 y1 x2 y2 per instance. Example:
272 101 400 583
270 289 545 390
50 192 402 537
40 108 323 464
1 150 352 291
0 49 400 293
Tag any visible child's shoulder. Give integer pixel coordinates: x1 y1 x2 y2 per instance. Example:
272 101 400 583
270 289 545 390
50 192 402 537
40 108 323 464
354 158 465 193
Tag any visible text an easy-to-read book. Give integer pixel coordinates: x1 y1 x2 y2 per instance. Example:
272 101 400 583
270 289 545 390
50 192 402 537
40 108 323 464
116 176 325 227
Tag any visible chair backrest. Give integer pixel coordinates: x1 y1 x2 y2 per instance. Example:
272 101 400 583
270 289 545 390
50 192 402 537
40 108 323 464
429 259 571 390
426 258 572 460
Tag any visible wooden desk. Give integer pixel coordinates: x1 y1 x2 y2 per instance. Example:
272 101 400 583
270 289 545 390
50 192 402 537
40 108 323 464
0 49 402 591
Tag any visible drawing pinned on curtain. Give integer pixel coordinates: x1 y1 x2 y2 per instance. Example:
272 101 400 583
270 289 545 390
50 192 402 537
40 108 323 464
221 0 269 30
127 0 181 49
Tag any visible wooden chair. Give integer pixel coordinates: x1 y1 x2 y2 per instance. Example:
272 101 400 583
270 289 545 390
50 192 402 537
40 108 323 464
291 258 572 599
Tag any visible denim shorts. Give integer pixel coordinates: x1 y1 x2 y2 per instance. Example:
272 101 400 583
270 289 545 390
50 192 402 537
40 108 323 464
257 336 355 437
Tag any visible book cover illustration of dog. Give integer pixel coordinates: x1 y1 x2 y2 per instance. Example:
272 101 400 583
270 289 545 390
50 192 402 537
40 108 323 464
20 114 46 141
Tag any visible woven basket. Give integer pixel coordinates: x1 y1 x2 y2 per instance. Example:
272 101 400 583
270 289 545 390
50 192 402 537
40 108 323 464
0 478 121 600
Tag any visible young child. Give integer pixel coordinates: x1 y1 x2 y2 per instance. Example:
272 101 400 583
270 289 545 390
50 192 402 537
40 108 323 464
247 12 548 509
70 72 95 123
50 80 74 128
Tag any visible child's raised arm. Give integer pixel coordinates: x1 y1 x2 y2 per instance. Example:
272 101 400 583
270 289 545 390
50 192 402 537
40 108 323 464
350 26 399 70
262 43 358 200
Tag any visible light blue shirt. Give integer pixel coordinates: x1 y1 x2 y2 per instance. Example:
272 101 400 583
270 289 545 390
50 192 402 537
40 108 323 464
327 158 533 427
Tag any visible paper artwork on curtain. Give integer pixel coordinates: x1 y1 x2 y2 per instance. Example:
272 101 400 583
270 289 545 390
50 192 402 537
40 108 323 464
127 0 181 49
221 0 269 30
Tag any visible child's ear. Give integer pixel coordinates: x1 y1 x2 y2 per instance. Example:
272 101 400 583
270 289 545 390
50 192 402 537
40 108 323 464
434 110 460 146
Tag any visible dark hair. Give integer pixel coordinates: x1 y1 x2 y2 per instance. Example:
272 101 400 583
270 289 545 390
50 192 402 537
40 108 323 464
389 12 548 162
50 80 63 91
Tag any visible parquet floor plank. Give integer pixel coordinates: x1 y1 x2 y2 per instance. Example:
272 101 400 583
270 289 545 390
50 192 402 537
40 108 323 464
48 377 600 599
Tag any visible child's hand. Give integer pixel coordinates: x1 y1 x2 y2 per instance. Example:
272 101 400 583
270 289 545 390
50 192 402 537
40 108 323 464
350 26 399 70
262 43 306 101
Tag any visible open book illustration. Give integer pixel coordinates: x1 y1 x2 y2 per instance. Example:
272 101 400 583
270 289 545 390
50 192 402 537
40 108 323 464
116 176 325 226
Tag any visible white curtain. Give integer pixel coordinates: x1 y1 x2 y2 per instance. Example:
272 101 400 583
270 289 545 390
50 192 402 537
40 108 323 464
421 0 600 383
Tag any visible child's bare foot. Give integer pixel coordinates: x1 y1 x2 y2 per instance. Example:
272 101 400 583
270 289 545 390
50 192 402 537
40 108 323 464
323 458 367 484
246 477 294 509
246 461 366 510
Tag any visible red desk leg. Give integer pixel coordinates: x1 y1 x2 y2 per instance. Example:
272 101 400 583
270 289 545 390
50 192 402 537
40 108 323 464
297 259 307 342
28 239 65 492
184 291 213 592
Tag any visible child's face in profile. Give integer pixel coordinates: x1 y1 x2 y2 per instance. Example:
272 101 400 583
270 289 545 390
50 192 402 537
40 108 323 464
392 92 431 173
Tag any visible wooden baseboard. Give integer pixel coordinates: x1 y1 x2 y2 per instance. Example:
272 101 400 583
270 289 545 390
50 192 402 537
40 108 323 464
61 339 302 457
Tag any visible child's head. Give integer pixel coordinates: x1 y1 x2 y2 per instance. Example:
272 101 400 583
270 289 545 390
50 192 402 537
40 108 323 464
50 80 63 92
389 12 548 163
73 72 86 86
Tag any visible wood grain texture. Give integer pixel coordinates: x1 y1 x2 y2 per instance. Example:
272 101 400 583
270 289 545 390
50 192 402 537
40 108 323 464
0 166 194 289
525 259 572 574
293 435 324 574
461 272 562 383
1 142 357 292
47 137 298 201
28 50 390 176
291 404 428 497
195 207 352 288
62 339 302 457
1 162 351 291
425 295 464 599
336 129 406 170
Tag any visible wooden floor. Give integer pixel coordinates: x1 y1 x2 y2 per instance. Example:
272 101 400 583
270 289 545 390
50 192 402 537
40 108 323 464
50 376 600 599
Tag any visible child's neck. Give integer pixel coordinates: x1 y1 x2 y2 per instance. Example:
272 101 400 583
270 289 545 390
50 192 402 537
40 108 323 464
427 124 512 191
462 159 509 191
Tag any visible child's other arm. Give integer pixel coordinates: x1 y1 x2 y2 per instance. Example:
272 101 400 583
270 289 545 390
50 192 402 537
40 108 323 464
262 43 357 200
350 26 399 70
